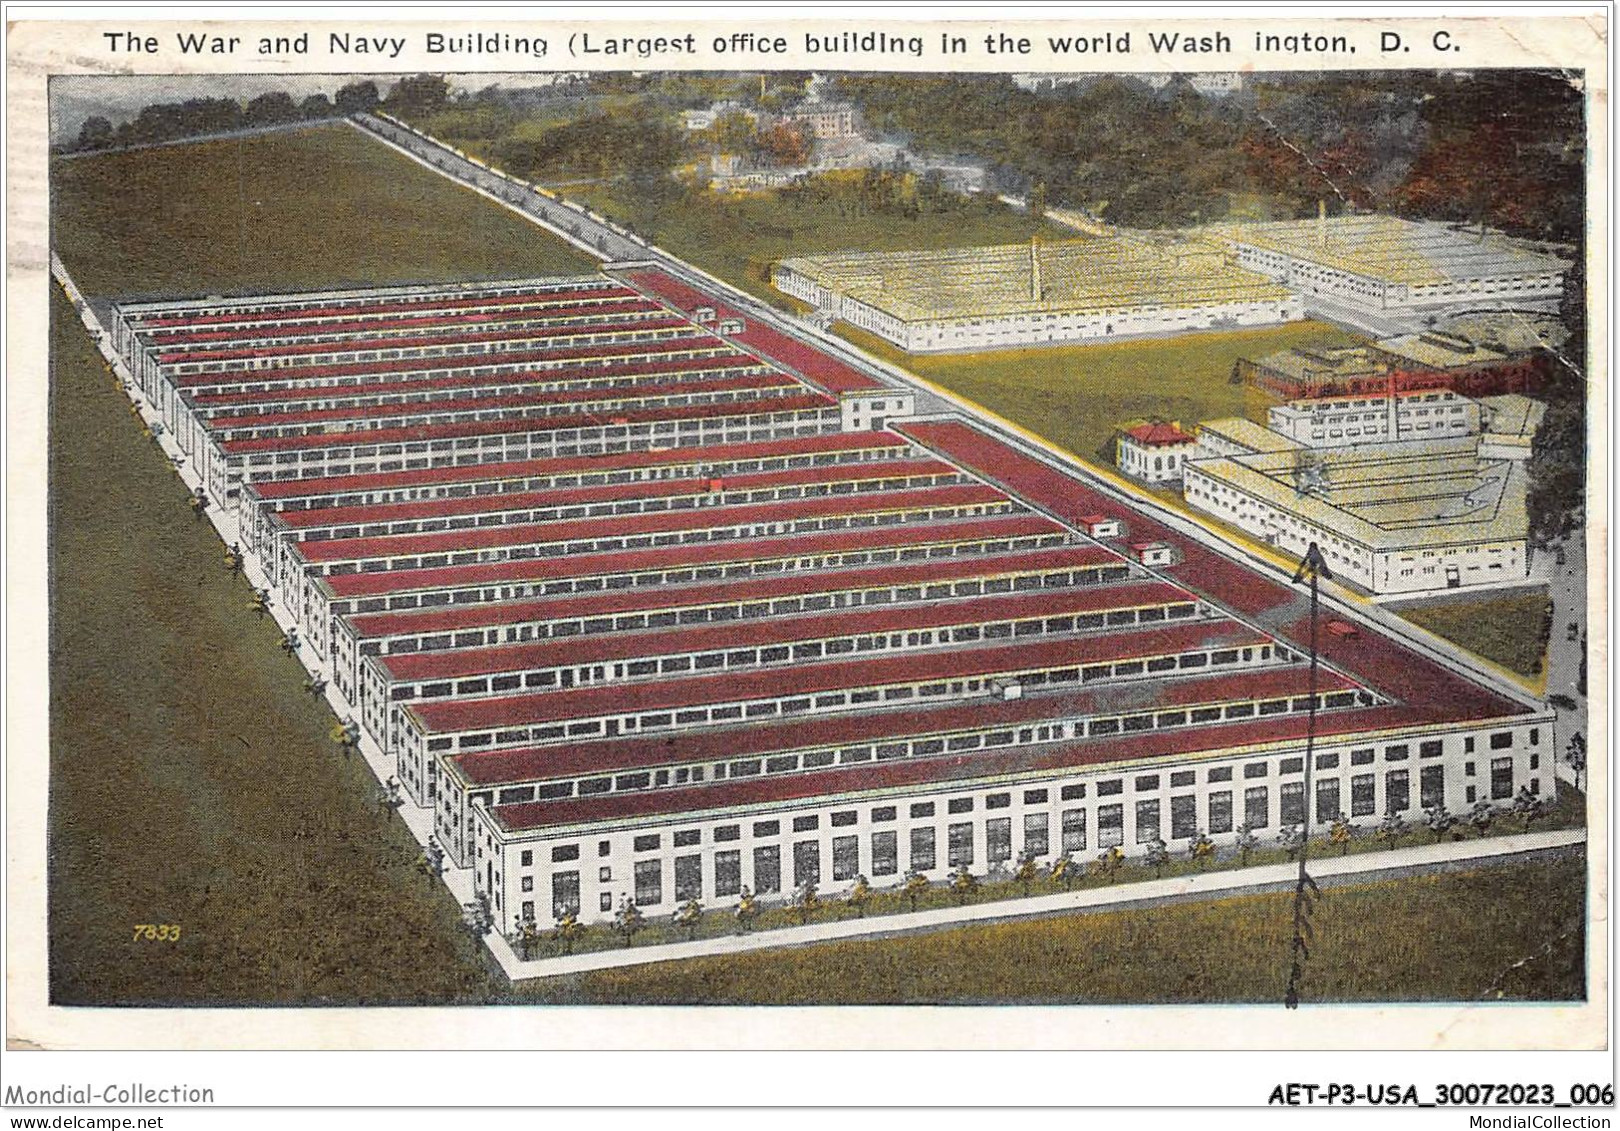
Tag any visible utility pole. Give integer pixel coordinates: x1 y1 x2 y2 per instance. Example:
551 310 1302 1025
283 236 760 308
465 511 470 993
1286 541 1331 1009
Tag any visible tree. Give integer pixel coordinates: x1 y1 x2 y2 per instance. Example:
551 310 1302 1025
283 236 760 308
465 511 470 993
299 94 334 120
379 776 403 819
1090 846 1125 884
334 80 381 116
553 909 583 955
903 871 930 912
1234 824 1259 866
1424 804 1458 843
1375 809 1408 850
949 865 979 905
1512 787 1548 831
845 875 871 918
189 486 209 521
1328 813 1354 856
244 91 300 127
385 74 452 119
1014 853 1040 897
76 115 115 151
1565 732 1587 793
1049 853 1076 890
462 895 493 940
514 914 541 961
734 887 758 934
756 120 811 167
1277 824 1306 861
224 543 244 576
249 588 273 619
415 839 445 885
673 898 704 941
793 881 820 925
613 896 644 947
1143 837 1171 878
1187 831 1215 869
1468 800 1497 839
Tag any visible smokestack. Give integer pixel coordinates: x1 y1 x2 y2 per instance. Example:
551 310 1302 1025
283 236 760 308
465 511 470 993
1317 199 1327 248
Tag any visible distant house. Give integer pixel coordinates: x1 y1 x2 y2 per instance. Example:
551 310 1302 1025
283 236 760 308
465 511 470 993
778 102 858 140
683 101 758 132
1115 420 1198 484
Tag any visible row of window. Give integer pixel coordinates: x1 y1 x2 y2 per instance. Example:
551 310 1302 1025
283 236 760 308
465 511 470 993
294 471 962 544
169 324 695 375
433 641 1305 753
175 344 738 394
217 385 808 441
237 412 840 468
319 498 1016 576
370 563 1131 656
202 363 775 421
340 529 1077 630
523 758 1536 917
386 597 1202 703
261 443 915 513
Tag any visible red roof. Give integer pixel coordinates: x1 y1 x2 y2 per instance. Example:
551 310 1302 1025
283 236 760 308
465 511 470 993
623 269 887 393
174 338 731 390
159 315 694 365
220 394 837 455
898 418 1528 721
208 372 803 431
377 581 1196 682
471 668 1366 813
1120 421 1196 446
407 620 1269 734
296 483 1008 566
247 432 911 502
191 354 766 411
344 545 1122 640
147 299 661 346
130 283 635 330
274 457 958 532
321 513 1065 600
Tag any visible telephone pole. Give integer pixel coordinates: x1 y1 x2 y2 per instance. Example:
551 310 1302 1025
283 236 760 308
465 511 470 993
1286 541 1331 1009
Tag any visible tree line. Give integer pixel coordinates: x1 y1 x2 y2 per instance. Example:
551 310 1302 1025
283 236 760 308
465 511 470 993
63 75 455 155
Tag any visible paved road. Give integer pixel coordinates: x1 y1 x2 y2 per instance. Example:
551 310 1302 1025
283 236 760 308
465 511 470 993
1543 530 1589 783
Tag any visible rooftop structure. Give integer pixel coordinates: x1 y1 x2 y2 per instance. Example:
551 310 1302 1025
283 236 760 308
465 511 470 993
774 239 1302 352
1198 213 1569 317
1183 436 1531 594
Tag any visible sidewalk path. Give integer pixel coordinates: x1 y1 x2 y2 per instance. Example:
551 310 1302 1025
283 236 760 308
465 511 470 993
489 827 1585 982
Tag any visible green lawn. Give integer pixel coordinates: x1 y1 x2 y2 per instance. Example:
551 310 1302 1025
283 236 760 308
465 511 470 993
51 123 595 299
839 320 1364 468
1396 591 1554 679
565 179 1069 308
512 852 1586 1005
48 289 500 1005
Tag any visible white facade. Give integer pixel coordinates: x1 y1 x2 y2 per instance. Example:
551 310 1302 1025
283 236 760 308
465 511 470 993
1183 460 1529 595
1268 390 1483 448
773 262 1303 353
471 719 1553 927
1116 430 1198 483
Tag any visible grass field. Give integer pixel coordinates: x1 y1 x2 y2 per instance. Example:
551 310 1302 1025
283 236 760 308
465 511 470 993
513 852 1586 1005
51 123 595 300
838 320 1364 468
48 289 500 1005
1396 591 1554 680
566 179 1069 308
